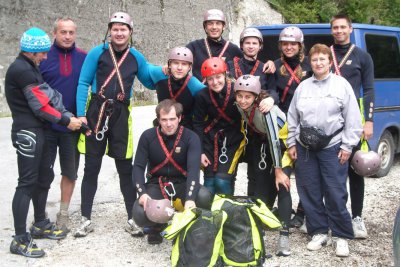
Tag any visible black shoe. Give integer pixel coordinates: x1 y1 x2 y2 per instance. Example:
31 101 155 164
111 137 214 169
30 219 67 240
289 214 304 228
10 233 45 258
147 233 163 245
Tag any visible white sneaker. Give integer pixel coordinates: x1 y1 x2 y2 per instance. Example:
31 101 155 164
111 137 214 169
307 233 331 251
125 219 144 237
333 237 349 257
74 216 94 237
299 218 308 234
352 216 368 239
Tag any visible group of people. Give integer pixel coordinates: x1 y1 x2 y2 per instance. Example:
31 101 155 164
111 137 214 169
5 7 374 261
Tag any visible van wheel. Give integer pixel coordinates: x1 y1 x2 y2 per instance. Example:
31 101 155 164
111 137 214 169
373 130 395 177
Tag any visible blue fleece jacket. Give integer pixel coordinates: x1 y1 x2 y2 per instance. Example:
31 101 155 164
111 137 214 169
40 42 87 132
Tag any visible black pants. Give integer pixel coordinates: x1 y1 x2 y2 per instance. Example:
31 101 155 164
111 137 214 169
246 136 292 227
81 154 136 220
11 128 54 235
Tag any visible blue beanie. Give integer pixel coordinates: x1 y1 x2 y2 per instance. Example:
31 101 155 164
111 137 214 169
20 27 51 53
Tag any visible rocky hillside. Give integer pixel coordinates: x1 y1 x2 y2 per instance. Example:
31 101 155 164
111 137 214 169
0 0 282 114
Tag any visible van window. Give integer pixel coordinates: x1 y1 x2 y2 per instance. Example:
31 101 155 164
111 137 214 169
260 34 333 62
365 34 400 79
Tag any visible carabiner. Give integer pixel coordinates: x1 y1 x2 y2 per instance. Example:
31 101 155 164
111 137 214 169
219 137 229 164
258 143 267 170
95 115 110 141
164 182 176 206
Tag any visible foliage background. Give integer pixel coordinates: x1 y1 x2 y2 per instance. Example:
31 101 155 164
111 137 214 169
266 0 400 26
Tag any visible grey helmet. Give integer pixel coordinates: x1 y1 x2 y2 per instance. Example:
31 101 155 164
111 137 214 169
351 150 381 177
234 75 261 95
279 26 304 43
145 199 175 224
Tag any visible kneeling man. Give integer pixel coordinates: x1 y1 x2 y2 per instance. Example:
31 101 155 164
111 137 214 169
132 99 211 244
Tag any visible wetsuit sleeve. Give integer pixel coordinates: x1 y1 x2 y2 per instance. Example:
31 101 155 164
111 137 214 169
132 131 150 197
185 131 202 201
226 60 235 79
76 45 103 117
148 64 167 87
264 73 279 103
133 49 156 90
341 80 363 152
187 76 206 97
192 90 208 152
360 52 375 122
22 83 71 126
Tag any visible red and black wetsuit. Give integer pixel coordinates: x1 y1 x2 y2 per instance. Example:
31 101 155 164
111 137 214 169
133 126 202 202
274 55 311 114
227 56 278 102
193 80 245 194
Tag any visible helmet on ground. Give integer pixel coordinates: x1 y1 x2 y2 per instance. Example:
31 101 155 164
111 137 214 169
240 28 263 48
20 27 51 53
234 75 261 95
279 26 304 43
168 47 193 64
351 150 381 177
201 57 227 78
145 199 174 224
203 9 226 25
109 11 133 29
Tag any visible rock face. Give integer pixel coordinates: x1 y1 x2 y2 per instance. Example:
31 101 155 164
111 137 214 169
0 0 282 114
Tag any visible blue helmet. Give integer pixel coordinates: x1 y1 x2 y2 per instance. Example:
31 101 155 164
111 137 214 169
20 27 51 53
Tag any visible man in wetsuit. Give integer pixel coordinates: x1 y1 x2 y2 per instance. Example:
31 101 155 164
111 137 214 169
330 14 375 239
132 99 211 244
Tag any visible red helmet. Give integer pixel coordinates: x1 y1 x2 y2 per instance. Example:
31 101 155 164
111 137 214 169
109 12 133 29
279 26 304 43
168 47 193 64
234 75 261 95
201 57 227 78
240 28 263 48
203 9 226 25
351 150 382 177
145 199 174 224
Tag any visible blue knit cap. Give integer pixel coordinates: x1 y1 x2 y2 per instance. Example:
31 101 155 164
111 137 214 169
20 27 51 53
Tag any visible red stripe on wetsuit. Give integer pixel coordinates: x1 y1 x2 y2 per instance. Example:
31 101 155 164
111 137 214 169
31 86 62 119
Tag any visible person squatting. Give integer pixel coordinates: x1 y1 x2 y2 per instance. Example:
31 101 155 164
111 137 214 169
6 9 374 261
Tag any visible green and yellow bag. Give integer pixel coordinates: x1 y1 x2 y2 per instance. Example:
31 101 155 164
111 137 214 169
163 208 227 267
211 195 281 267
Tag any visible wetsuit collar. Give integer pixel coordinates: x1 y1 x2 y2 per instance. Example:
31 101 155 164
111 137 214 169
207 36 224 44
283 54 301 69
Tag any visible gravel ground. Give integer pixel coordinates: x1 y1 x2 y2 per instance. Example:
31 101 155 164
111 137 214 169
2 106 399 267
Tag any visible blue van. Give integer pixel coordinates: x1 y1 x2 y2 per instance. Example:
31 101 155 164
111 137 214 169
256 24 400 177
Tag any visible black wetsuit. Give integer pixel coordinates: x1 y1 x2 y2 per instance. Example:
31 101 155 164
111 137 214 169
332 43 375 219
193 80 244 194
5 53 71 236
274 55 311 114
186 37 243 80
133 126 202 201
